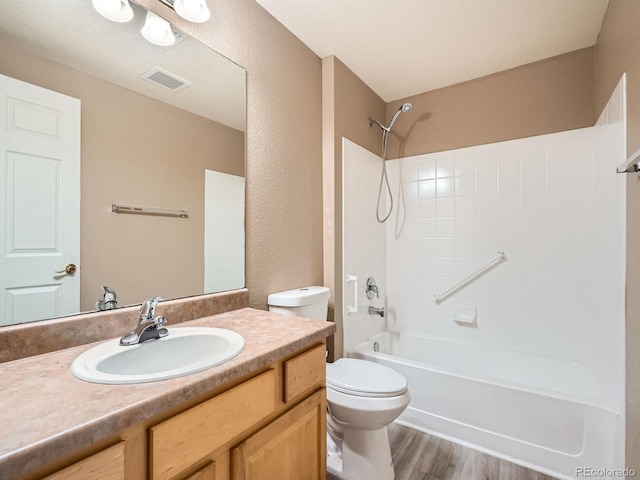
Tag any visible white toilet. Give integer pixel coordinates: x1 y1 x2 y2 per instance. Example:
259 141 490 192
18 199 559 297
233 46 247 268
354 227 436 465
268 286 411 480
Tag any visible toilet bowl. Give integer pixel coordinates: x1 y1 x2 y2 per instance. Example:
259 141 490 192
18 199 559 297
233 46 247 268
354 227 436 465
267 286 411 480
325 358 410 480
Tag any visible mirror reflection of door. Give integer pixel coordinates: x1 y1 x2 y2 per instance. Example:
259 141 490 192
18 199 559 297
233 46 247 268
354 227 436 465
0 74 80 326
204 169 245 293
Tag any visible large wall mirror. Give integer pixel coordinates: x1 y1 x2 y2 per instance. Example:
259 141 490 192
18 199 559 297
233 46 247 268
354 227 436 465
0 0 246 326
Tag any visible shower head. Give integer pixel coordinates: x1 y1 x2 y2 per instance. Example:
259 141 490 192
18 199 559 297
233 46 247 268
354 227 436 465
368 103 413 132
388 102 413 130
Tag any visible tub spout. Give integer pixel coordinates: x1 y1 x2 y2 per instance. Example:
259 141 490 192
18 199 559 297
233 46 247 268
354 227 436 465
368 306 385 317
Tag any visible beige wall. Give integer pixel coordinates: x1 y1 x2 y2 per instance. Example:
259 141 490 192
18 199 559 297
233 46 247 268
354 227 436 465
322 56 386 359
386 47 595 159
595 0 640 471
0 41 245 310
137 0 324 311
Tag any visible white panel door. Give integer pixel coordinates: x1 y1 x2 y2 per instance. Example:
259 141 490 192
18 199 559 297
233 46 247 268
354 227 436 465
204 170 245 293
0 74 81 326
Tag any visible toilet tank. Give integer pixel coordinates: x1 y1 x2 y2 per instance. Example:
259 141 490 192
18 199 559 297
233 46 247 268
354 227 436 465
267 286 330 321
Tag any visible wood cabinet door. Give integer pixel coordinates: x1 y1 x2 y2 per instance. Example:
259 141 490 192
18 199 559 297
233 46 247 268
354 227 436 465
150 370 275 480
183 462 216 480
232 390 325 480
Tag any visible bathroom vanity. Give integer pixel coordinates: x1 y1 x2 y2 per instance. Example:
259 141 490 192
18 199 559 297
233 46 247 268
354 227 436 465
0 301 334 480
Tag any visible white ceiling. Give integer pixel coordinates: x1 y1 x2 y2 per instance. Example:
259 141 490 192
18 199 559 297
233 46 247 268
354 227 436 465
0 0 246 131
255 0 610 102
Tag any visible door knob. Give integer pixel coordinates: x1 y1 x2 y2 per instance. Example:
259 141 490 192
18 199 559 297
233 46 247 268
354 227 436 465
55 263 77 275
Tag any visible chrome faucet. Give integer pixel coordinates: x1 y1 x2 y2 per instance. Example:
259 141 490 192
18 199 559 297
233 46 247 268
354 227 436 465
119 296 168 346
95 286 117 311
368 306 385 317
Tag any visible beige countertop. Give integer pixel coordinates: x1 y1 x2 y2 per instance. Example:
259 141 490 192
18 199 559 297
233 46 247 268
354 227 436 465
0 307 335 479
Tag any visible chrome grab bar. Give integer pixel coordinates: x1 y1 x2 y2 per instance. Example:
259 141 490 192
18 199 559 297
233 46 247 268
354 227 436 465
433 251 506 305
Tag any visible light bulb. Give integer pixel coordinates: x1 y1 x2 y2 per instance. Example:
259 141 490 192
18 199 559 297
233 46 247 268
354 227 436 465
102 0 122 13
183 0 201 14
150 18 167 38
174 0 210 23
141 11 175 47
92 0 133 22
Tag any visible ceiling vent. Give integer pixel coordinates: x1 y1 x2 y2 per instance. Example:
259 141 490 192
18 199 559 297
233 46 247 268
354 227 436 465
157 0 176 8
140 67 191 92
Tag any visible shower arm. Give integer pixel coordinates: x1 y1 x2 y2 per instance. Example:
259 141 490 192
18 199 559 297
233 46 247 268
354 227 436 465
369 118 389 132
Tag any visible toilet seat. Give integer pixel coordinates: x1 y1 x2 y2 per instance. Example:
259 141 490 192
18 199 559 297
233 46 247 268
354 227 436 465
326 358 408 398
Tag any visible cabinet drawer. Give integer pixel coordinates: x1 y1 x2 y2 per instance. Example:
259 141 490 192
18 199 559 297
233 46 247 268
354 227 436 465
150 369 275 480
42 441 124 480
283 344 326 403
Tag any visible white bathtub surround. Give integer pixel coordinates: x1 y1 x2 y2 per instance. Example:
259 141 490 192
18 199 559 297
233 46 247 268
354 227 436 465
385 76 625 415
385 123 625 369
341 76 626 479
342 140 388 353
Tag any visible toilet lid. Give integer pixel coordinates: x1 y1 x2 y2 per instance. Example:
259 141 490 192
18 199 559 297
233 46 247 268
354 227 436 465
326 358 408 398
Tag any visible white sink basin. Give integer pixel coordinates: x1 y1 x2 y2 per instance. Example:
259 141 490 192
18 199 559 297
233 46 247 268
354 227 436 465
71 327 245 384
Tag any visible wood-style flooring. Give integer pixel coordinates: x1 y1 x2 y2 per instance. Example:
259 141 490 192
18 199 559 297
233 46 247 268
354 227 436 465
327 423 558 480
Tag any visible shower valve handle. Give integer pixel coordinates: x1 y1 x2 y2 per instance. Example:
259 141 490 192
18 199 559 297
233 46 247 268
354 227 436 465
366 276 379 300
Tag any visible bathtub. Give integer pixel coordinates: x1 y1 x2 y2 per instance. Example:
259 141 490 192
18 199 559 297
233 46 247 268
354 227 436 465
352 331 624 480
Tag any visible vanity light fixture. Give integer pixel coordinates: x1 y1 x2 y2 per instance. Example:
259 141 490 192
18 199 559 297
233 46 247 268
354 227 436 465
173 0 211 23
92 0 134 23
141 11 176 46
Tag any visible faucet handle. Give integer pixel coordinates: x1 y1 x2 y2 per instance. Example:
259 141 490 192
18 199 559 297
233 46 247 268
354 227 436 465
366 277 380 300
95 286 118 311
140 296 163 321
